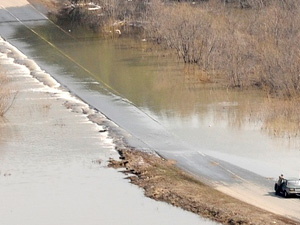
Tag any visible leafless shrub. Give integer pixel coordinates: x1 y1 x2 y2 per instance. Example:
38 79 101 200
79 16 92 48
223 8 266 88
210 1 300 93
222 35 257 88
254 2 300 98
146 1 221 74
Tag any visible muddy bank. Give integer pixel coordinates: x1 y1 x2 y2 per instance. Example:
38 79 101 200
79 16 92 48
109 149 298 225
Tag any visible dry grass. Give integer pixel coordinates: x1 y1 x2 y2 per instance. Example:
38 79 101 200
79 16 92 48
109 148 298 225
261 98 300 137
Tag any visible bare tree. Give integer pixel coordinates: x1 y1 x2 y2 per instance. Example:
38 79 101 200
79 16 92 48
147 2 219 70
255 2 300 97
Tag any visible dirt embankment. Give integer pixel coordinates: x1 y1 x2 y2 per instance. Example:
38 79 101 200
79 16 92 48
109 148 298 225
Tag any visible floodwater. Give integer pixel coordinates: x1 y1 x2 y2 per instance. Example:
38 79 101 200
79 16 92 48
1 1 300 190
0 34 218 225
5 18 299 180
1 2 300 223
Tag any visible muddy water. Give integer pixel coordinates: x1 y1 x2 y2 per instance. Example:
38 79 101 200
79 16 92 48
1 11 300 181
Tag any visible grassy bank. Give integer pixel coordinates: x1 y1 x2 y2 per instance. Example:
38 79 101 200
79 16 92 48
109 148 298 225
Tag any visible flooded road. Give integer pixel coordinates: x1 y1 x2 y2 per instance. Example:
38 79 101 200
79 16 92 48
0 10 218 225
1 1 300 222
3 18 299 179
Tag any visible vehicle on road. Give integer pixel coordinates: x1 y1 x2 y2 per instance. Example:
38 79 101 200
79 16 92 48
274 178 300 198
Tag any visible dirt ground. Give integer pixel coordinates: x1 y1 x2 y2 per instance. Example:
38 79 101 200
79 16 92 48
109 148 298 225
